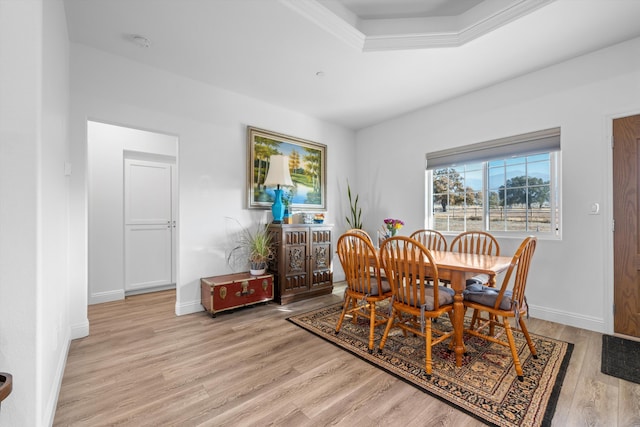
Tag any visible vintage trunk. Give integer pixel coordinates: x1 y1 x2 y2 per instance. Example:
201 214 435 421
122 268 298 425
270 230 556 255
200 272 274 317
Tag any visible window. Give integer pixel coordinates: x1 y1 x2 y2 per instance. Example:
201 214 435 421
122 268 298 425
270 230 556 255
427 128 561 237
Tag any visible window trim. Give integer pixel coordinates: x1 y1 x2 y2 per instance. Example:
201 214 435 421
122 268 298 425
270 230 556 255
426 128 561 170
425 130 562 240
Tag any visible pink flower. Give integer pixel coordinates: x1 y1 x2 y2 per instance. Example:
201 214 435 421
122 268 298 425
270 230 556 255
383 218 404 236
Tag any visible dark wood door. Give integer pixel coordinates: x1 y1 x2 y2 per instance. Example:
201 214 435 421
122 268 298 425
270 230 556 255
613 114 640 337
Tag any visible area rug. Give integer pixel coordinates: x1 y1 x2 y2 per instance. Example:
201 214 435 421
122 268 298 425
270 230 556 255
288 303 573 427
601 335 640 384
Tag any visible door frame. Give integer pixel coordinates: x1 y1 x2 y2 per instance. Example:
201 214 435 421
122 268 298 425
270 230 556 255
86 120 179 308
605 109 640 336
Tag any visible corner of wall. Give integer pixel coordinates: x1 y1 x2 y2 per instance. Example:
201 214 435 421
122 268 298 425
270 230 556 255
43 326 71 427
70 319 90 340
175 300 204 316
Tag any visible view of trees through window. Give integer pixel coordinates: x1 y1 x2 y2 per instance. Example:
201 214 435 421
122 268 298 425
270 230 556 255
431 153 556 233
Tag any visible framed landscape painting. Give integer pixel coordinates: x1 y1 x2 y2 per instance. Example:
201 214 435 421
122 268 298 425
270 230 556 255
247 126 327 211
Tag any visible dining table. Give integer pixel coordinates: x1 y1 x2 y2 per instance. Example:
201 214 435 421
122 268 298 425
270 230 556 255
378 248 513 367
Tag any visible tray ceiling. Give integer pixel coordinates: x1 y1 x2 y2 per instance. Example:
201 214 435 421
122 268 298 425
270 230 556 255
64 0 640 130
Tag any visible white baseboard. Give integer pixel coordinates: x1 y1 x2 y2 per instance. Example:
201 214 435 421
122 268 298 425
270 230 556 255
89 289 125 305
528 303 605 334
71 319 90 339
175 299 203 316
125 283 175 296
43 327 71 427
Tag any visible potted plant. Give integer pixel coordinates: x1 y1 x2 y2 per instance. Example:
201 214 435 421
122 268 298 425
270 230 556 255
345 181 363 229
227 221 274 276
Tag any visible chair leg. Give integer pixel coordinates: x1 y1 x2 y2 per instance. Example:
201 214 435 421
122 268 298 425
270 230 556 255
335 295 352 334
425 318 433 379
378 309 396 353
350 297 358 324
446 311 461 353
368 302 376 353
489 314 497 336
519 317 538 359
396 312 408 337
503 318 524 381
470 309 479 330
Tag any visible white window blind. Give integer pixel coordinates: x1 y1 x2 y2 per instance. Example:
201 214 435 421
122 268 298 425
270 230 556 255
426 127 561 170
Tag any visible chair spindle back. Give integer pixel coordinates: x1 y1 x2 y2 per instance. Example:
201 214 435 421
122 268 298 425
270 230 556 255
496 236 537 310
380 236 444 311
409 229 447 251
450 231 500 256
337 232 381 295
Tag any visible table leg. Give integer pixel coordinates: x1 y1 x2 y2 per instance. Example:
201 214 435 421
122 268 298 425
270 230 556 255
451 271 465 367
489 273 497 287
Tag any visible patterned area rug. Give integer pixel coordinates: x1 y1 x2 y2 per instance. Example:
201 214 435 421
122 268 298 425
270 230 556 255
288 302 573 427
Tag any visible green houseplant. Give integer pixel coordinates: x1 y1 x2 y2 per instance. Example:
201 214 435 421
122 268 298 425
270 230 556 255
345 181 363 229
227 221 274 275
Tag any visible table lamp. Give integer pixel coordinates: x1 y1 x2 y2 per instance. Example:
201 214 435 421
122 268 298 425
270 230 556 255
263 154 293 223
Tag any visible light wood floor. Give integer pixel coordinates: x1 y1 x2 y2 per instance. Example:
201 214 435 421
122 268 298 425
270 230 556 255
54 285 640 427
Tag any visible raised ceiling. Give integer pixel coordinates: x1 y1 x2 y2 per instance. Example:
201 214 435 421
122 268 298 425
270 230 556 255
306 0 554 51
338 0 483 19
63 0 640 130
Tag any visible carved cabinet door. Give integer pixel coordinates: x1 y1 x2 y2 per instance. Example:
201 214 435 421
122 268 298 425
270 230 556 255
309 227 333 290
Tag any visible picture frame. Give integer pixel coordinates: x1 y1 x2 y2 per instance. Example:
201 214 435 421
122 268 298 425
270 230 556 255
247 126 327 211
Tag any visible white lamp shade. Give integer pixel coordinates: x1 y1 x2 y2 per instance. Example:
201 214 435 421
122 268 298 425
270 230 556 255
263 155 293 187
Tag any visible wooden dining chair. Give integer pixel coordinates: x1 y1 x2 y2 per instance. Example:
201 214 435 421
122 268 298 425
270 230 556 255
335 232 392 353
463 236 538 381
378 236 455 379
450 231 500 286
450 230 500 256
409 229 447 289
345 228 374 245
450 231 501 327
409 229 447 251
345 228 380 277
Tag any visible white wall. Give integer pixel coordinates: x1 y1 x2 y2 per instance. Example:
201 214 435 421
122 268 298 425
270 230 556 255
0 2 39 425
40 1 72 425
0 0 71 426
355 36 640 334
87 121 177 304
69 44 355 317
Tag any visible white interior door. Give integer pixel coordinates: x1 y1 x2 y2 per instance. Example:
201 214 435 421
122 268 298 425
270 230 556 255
124 159 174 291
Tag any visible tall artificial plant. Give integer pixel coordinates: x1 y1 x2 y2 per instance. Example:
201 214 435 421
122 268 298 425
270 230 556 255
345 181 363 229
227 219 273 270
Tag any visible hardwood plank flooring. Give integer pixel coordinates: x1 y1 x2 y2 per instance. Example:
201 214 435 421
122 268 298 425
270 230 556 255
54 285 640 426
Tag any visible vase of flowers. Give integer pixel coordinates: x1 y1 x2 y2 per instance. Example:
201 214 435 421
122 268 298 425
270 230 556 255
383 218 404 237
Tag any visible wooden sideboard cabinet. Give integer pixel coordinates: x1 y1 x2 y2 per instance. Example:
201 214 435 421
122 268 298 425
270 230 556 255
267 224 333 304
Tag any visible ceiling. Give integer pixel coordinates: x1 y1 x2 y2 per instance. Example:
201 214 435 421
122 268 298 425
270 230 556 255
336 0 483 19
63 0 640 130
